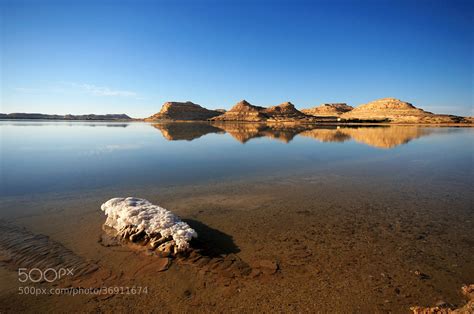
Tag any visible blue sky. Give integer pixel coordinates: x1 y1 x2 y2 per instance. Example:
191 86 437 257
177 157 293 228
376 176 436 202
1 0 472 118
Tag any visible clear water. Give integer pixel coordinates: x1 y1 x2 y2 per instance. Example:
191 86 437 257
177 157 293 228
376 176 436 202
0 121 472 199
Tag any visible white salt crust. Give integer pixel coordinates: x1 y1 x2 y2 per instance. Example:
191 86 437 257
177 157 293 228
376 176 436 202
101 197 197 251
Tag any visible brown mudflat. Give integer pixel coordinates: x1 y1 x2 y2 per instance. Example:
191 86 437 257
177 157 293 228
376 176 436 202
0 170 472 312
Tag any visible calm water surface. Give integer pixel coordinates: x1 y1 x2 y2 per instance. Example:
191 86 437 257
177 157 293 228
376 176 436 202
0 121 472 200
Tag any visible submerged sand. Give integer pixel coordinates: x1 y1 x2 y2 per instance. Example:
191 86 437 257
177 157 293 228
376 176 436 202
0 170 472 312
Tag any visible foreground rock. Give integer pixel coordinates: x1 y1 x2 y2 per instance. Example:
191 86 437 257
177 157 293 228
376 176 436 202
302 103 353 117
100 197 279 283
145 101 222 121
340 98 469 123
101 197 198 255
0 113 131 120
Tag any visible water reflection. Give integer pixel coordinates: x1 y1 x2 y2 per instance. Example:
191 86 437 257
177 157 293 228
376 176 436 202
1 121 470 198
152 122 223 141
151 122 436 148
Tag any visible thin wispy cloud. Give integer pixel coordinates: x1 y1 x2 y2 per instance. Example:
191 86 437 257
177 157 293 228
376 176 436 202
75 83 137 97
13 87 42 93
13 82 141 99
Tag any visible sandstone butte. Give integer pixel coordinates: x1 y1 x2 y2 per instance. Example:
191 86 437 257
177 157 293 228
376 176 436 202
301 103 354 117
145 101 222 121
210 100 318 122
144 98 471 124
339 97 469 123
210 100 268 122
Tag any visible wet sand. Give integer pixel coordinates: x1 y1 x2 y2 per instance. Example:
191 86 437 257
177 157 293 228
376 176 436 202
1 170 472 312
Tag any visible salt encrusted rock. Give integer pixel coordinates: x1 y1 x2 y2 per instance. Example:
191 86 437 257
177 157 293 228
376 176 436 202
101 197 197 255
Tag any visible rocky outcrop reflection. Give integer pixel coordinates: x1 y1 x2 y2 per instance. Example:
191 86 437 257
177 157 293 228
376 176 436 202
151 122 434 148
211 122 315 143
339 126 433 148
210 122 265 143
300 127 352 143
152 122 224 141
302 126 433 148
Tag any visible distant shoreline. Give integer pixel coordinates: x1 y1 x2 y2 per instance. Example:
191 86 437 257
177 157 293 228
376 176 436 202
0 118 138 122
0 113 133 121
1 118 472 127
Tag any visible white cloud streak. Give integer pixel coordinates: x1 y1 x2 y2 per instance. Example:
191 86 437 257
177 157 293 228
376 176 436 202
78 83 137 97
14 82 139 98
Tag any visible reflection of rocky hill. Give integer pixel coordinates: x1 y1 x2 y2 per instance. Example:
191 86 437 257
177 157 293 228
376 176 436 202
302 126 432 148
211 122 265 143
300 127 351 142
146 102 222 121
210 122 315 143
261 124 316 143
150 122 435 148
152 123 223 141
339 126 432 148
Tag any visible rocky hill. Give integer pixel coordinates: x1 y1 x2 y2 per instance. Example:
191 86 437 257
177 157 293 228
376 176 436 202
210 100 268 122
0 113 131 120
146 102 222 121
340 98 468 123
210 100 317 122
264 102 309 121
302 103 353 117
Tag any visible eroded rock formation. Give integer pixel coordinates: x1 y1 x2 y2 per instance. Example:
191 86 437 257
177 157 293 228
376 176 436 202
302 103 353 117
146 102 223 121
210 100 269 122
340 98 468 123
264 102 308 121
211 100 318 122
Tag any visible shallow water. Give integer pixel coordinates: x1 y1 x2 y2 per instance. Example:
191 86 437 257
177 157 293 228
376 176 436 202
0 121 473 312
1 121 472 199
